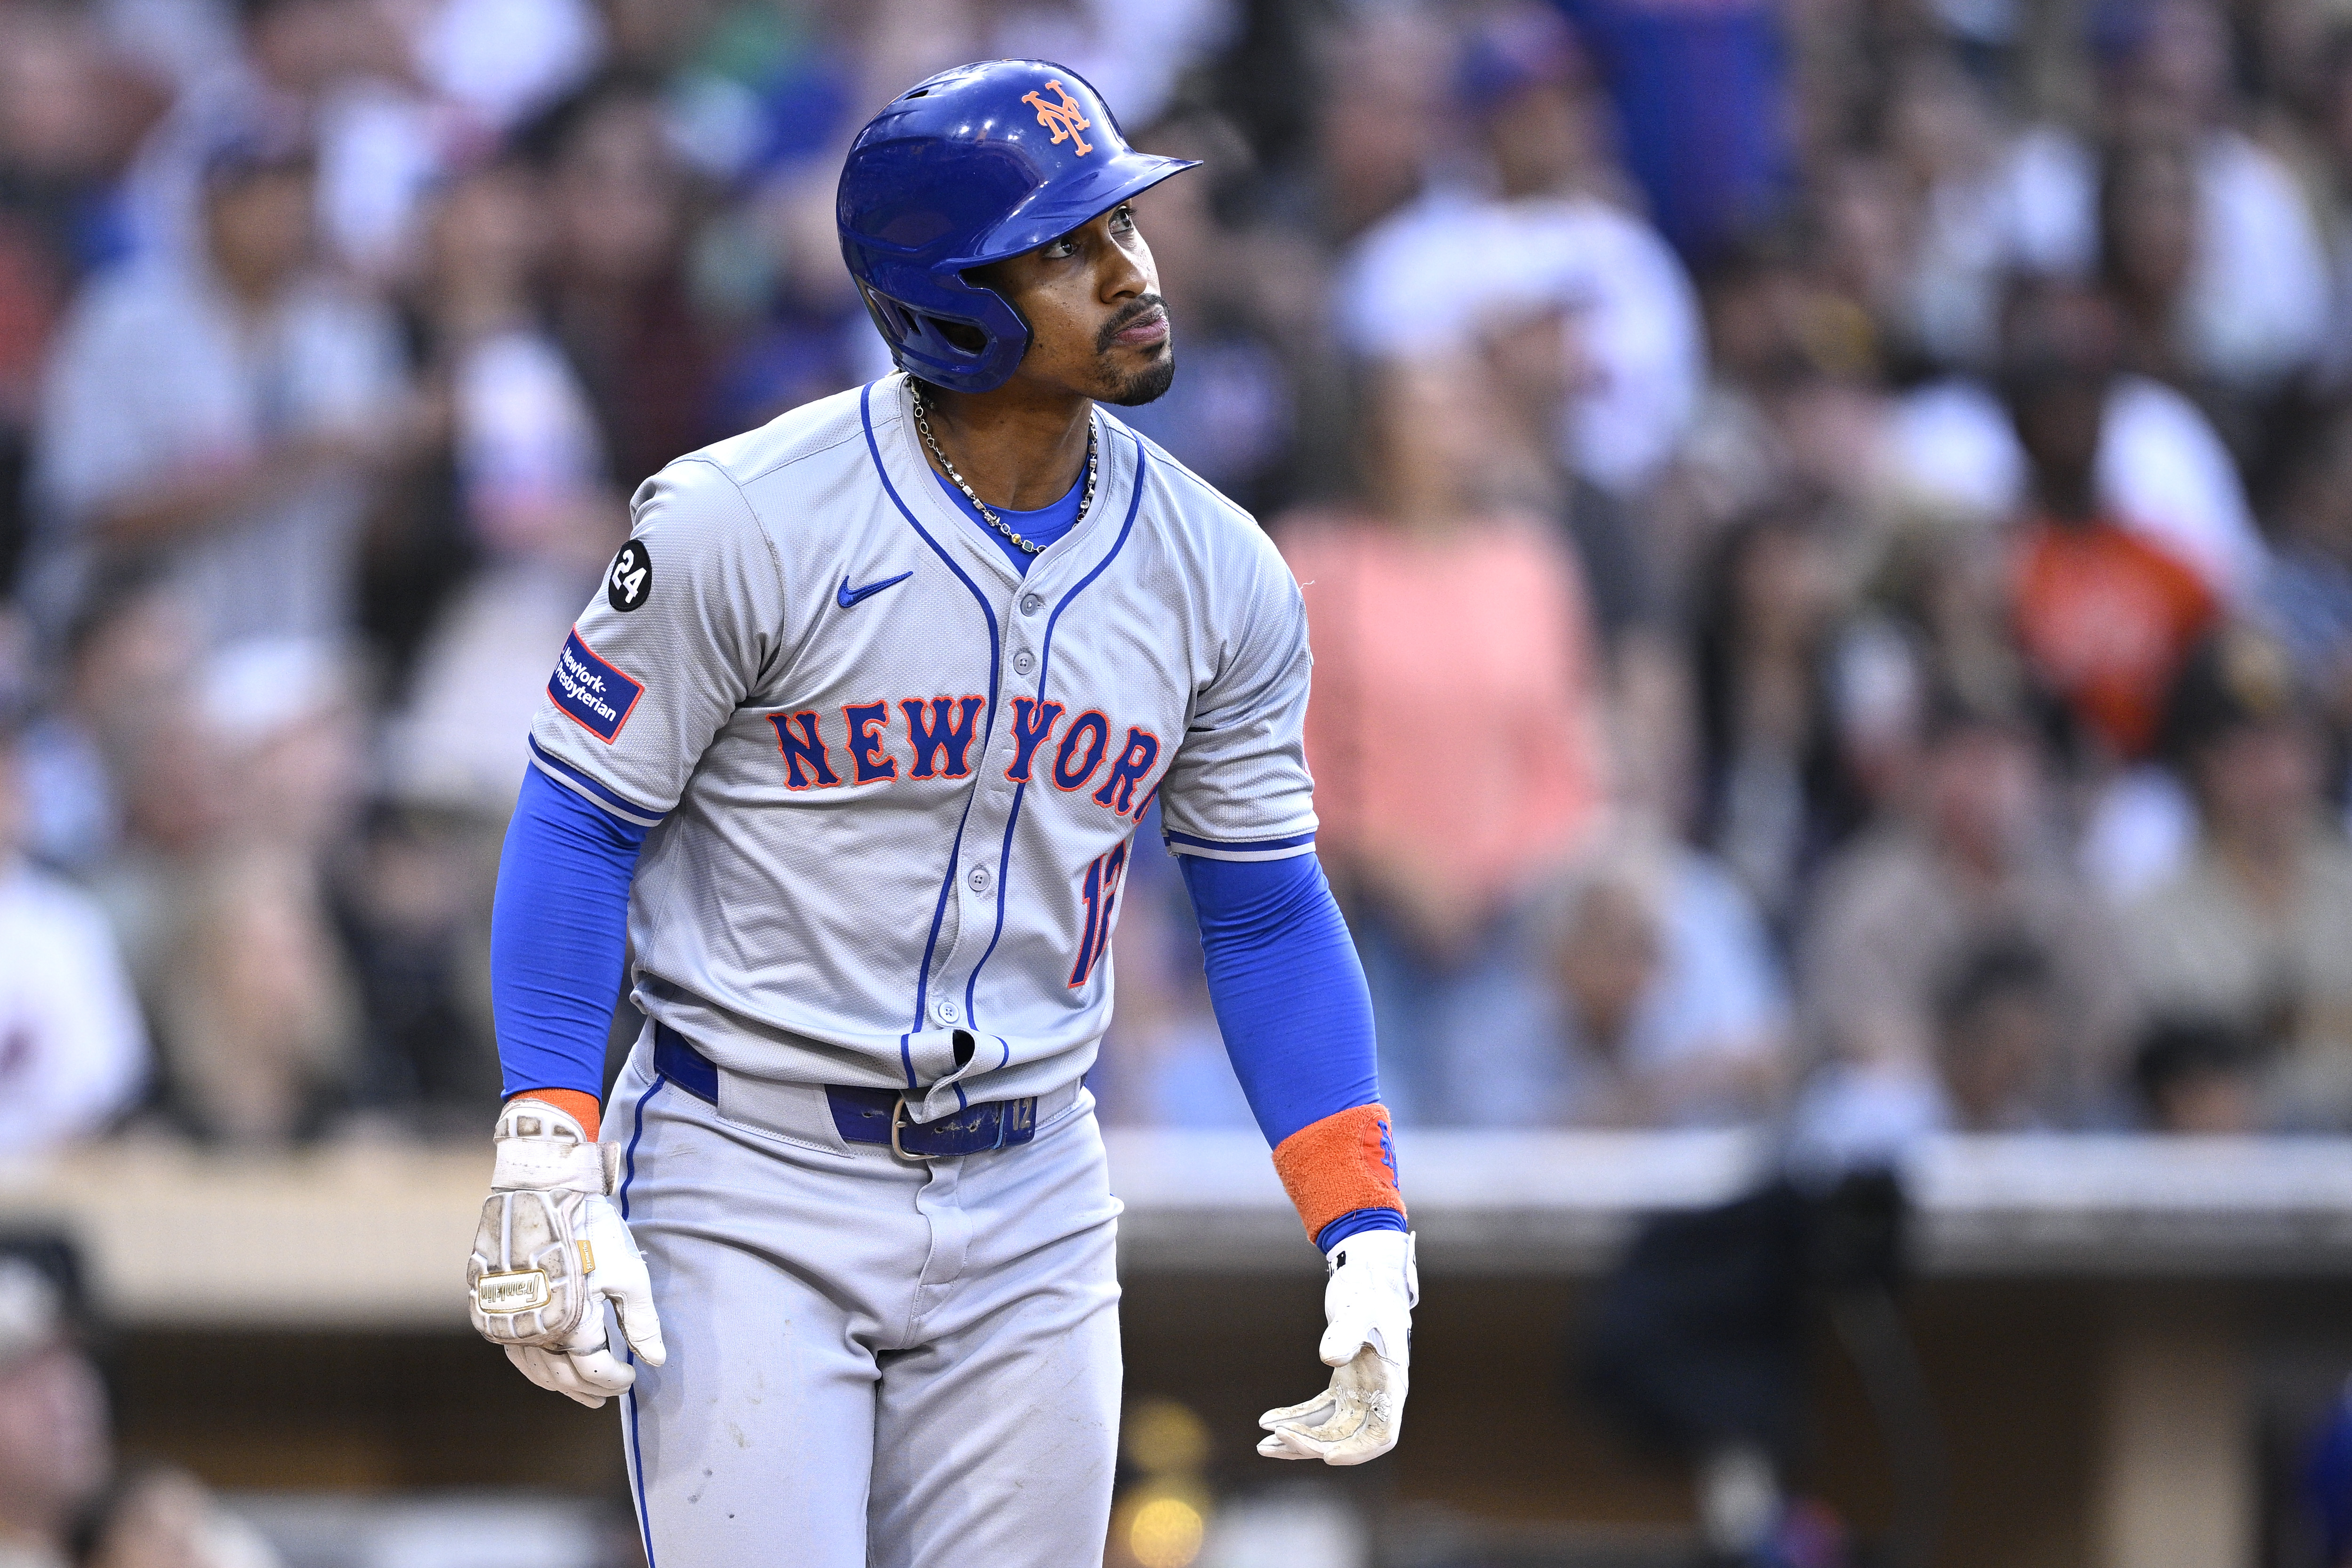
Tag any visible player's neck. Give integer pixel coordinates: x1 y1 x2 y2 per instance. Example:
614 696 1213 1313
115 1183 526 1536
914 382 1095 512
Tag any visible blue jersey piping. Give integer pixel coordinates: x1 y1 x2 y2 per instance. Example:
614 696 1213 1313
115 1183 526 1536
860 383 1003 1047
961 432 1148 1028
619 1070 666 1567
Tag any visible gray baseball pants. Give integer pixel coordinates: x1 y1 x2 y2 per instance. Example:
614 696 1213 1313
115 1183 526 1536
602 1030 1124 1567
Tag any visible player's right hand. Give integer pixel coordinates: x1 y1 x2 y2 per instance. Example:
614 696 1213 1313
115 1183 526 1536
466 1100 667 1409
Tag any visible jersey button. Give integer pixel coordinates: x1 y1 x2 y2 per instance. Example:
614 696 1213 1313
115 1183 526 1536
1020 593 1043 616
933 997 961 1024
1012 651 1035 675
969 865 992 892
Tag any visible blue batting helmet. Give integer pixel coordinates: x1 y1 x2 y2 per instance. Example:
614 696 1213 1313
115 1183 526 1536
837 60 1197 394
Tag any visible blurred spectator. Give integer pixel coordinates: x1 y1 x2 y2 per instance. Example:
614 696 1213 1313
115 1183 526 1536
1472 294 1658 653
72 1465 281 1568
2094 0 2330 397
685 6 880 439
1310 7 1448 245
1891 48 2093 375
368 156 620 806
0 711 148 1158
412 0 602 135
2314 30 2352 391
12 571 198 875
0 1249 273 1568
1796 693 2134 1131
1439 828 1790 1129
0 1 151 599
2005 284 2219 764
2121 627 2352 1127
1278 355 1606 1122
32 128 409 649
154 842 355 1143
2097 138 2202 394
1119 110 1305 520
519 73 715 495
113 637 366 1145
1885 281 2266 603
1557 0 1793 265
968 0 1232 137
417 158 612 568
333 803 501 1131
361 155 610 665
1337 4 1704 497
72 621 234 1009
2131 1015 2261 1133
2257 400 2352 738
1644 238 1807 579
0 1255 107 1568
1785 925 2092 1171
1933 935 2063 1133
1471 287 1691 822
1691 503 1868 938
119 0 430 273
1804 150 1914 376
198 637 364 858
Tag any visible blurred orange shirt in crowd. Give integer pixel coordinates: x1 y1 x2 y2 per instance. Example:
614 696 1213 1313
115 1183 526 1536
1279 510 1604 943
2012 516 2218 760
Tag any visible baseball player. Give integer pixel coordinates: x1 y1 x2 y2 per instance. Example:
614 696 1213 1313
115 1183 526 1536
464 60 1416 1567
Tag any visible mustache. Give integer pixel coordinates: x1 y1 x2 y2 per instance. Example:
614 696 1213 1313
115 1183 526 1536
1097 295 1168 353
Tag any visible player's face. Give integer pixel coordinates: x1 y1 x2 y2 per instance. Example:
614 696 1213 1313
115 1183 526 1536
981 203 1175 407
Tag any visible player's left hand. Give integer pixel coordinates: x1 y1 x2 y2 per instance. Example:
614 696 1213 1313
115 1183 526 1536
1258 1229 1416 1465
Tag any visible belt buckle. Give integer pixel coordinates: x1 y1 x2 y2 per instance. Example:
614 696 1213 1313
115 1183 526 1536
889 1097 941 1161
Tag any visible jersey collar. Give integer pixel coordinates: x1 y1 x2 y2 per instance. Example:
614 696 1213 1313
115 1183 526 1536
876 374 1137 593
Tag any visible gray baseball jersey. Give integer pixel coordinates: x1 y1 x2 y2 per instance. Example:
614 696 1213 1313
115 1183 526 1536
526 373 1317 1124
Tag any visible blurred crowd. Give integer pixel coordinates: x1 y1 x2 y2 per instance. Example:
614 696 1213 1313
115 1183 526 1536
7 0 2352 1158
0 1242 282 1568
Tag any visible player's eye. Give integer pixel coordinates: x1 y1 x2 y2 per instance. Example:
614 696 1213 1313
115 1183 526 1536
1110 204 1135 231
1044 233 1081 259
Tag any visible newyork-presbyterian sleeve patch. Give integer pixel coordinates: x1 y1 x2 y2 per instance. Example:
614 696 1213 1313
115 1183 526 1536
548 628 644 743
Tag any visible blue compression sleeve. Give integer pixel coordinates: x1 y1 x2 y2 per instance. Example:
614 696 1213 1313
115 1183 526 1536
1180 851 1406 1249
491 765 650 1099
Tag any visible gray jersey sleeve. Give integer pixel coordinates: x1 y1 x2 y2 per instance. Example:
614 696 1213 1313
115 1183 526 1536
526 456 788 826
1155 528 1320 861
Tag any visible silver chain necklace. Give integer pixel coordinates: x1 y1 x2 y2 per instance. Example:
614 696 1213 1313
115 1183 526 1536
909 383 1096 556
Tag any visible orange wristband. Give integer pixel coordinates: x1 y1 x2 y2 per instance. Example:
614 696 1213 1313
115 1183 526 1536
1269 1102 1404 1243
507 1088 603 1142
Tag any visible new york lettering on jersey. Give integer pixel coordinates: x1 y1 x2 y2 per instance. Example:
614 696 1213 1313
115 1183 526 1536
522 375 1317 1124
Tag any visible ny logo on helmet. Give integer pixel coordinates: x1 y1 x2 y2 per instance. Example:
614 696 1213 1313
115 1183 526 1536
1021 80 1092 155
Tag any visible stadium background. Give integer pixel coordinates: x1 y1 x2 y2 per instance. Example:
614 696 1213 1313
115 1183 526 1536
5 0 2352 1562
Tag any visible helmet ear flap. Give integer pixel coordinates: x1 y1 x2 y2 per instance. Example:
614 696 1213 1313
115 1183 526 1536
854 279 1032 395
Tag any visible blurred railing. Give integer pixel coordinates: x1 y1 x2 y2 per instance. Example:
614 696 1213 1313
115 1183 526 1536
5 1132 2352 1329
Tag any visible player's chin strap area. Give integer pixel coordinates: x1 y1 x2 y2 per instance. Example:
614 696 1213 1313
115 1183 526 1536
466 1100 668 1409
1257 1229 1418 1465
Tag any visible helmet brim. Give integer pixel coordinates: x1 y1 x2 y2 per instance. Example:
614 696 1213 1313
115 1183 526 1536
946 151 1201 274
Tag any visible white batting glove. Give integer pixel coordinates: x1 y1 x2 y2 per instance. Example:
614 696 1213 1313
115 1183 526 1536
1258 1229 1417 1465
466 1100 666 1409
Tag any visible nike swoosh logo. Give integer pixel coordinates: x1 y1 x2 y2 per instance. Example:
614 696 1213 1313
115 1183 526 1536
837 571 913 610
